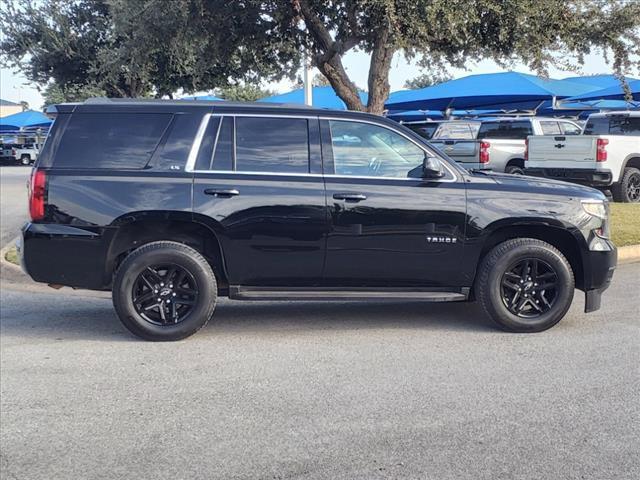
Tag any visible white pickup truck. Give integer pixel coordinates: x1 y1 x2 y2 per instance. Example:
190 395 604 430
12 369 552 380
525 111 640 203
0 143 41 165
428 117 582 174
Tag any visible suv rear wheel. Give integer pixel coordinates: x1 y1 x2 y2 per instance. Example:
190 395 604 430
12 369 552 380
476 238 574 332
112 241 217 341
612 167 640 203
20 154 31 165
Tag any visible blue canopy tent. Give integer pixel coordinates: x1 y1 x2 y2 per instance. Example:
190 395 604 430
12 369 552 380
386 109 504 122
384 72 597 112
180 94 223 101
562 79 640 103
259 86 368 110
560 74 637 89
0 110 52 132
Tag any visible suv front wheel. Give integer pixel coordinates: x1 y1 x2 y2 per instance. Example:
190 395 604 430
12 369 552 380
112 241 217 341
476 238 574 332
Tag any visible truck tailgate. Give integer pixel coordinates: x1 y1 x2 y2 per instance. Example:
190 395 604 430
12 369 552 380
429 139 479 165
527 136 596 168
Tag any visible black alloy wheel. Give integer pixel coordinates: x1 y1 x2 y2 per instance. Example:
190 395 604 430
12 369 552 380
112 241 217 341
500 258 558 318
132 264 199 325
475 238 574 333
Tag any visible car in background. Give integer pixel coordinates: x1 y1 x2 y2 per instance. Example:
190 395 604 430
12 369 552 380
429 117 582 174
0 143 42 165
403 120 480 141
526 111 640 202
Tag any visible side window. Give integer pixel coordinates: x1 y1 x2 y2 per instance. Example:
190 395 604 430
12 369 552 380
194 116 233 171
560 122 582 135
54 113 172 169
406 123 439 140
583 117 609 135
194 117 220 170
540 121 561 135
235 117 309 173
608 117 640 135
329 120 425 178
434 123 476 139
155 113 204 171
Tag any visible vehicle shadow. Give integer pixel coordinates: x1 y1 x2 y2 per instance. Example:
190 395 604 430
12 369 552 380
206 300 495 336
0 290 495 342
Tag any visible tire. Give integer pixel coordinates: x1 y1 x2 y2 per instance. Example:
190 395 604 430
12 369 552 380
476 238 574 333
20 155 31 166
611 167 640 203
112 241 217 341
505 165 525 175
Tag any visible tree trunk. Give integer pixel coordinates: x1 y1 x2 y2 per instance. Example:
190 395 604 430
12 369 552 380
366 29 394 115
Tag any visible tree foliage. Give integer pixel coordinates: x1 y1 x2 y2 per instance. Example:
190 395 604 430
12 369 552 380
2 0 639 113
404 72 453 90
215 84 275 102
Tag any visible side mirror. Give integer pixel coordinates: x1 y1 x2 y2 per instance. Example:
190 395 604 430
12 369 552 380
422 155 445 178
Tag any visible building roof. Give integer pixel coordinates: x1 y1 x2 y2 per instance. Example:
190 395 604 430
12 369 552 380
0 99 21 106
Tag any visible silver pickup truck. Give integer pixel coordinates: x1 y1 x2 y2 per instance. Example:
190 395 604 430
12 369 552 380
428 117 582 173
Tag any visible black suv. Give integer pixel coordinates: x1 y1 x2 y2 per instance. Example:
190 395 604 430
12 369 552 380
19 99 617 341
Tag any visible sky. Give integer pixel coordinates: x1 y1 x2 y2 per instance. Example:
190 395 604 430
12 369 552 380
0 49 630 110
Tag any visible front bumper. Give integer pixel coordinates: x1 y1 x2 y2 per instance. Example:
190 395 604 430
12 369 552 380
525 168 613 187
582 243 617 313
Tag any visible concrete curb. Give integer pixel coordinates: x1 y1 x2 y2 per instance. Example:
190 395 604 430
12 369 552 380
618 244 640 264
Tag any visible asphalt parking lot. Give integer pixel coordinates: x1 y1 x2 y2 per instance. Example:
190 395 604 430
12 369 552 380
1 262 639 480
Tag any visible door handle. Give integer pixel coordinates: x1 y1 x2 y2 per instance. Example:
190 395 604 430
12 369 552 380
204 188 240 197
333 192 367 202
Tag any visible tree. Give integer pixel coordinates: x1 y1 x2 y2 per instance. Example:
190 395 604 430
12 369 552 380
215 84 275 101
312 73 332 87
3 1 639 114
42 82 107 107
404 72 453 90
0 0 150 98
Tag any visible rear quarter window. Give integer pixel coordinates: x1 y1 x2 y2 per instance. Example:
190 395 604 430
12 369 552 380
53 113 173 169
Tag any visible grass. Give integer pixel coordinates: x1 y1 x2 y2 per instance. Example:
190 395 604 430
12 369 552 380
610 203 640 247
4 246 19 265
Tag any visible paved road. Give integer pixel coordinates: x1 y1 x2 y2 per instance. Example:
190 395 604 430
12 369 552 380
1 263 638 480
0 165 30 247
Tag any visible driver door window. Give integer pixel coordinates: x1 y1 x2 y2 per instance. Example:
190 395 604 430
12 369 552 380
329 120 425 178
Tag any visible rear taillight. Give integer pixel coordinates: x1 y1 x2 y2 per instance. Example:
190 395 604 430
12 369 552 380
596 138 608 162
29 169 47 221
524 138 528 161
479 141 490 164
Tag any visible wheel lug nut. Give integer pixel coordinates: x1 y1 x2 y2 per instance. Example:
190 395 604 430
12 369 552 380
160 283 164 287
172 293 176 297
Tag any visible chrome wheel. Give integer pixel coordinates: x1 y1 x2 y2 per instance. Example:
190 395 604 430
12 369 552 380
500 258 558 318
627 172 640 202
132 264 198 325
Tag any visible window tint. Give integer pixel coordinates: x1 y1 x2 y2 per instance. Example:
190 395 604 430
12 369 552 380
329 120 425 178
540 121 561 135
235 117 309 173
406 123 440 140
54 113 172 169
477 121 533 139
433 122 479 139
194 117 221 170
560 122 582 135
211 117 233 171
155 114 203 170
584 116 640 135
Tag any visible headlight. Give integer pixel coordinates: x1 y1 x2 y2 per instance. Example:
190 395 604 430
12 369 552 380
581 200 607 220
582 199 610 241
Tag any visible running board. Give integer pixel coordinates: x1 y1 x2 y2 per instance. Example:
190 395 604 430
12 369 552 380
229 286 468 302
